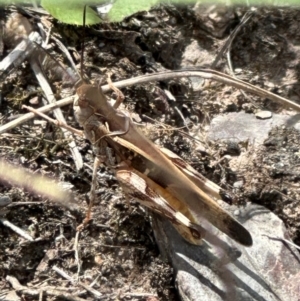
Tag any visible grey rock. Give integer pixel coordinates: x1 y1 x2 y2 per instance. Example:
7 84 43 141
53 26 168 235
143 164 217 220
208 112 300 144
153 111 300 301
152 203 300 301
0 195 11 216
0 195 11 207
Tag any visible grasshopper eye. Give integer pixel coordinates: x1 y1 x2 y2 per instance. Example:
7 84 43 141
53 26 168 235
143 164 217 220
73 95 89 108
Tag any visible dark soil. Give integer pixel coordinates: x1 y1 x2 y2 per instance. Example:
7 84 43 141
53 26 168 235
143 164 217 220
0 4 300 301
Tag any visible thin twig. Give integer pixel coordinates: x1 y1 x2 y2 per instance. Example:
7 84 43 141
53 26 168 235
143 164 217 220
0 26 82 169
281 237 300 250
263 235 300 250
123 292 158 298
39 290 43 301
174 106 189 129
52 266 103 299
211 11 253 68
22 104 84 136
51 35 80 79
29 57 83 170
142 114 205 144
0 96 74 134
0 31 42 77
7 201 44 206
6 275 85 301
115 69 300 111
74 231 82 279
224 12 258 107
0 217 34 241
1 67 300 135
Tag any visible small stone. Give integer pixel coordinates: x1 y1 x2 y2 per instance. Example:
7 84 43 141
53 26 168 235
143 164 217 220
33 119 47 127
196 143 207 153
94 255 104 266
0 196 11 207
29 96 39 105
223 155 232 161
130 112 142 123
130 18 141 27
150 22 159 28
234 209 240 216
242 103 254 113
233 180 244 188
255 110 272 120
58 181 74 190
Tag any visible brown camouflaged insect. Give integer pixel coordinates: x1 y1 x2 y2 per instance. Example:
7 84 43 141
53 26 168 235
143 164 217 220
72 82 252 246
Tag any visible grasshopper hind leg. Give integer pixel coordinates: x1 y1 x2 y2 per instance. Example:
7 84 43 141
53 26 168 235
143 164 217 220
116 167 205 245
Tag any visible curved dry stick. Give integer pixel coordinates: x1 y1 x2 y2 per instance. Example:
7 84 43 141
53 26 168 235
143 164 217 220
1 67 299 135
0 96 74 134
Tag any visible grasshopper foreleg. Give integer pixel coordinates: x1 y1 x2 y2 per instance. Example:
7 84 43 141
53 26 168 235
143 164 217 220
77 157 101 231
106 72 125 109
23 105 84 137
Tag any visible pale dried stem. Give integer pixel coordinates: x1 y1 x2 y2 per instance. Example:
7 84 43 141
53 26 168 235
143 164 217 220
22 104 84 136
0 28 83 169
0 96 73 134
1 68 300 136
53 35 79 75
29 58 83 170
0 31 41 75
123 292 159 298
112 69 300 112
52 266 103 299
0 217 34 241
174 106 189 129
73 231 82 279
6 275 85 301
263 235 300 250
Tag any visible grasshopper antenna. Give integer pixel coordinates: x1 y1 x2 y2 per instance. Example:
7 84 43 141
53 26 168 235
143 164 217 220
80 4 87 81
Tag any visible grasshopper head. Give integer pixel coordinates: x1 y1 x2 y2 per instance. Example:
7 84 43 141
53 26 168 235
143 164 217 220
74 84 103 126
77 84 107 108
74 84 115 127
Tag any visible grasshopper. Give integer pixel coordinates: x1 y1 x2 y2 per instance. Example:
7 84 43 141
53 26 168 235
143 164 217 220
73 80 253 246
19 6 252 246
